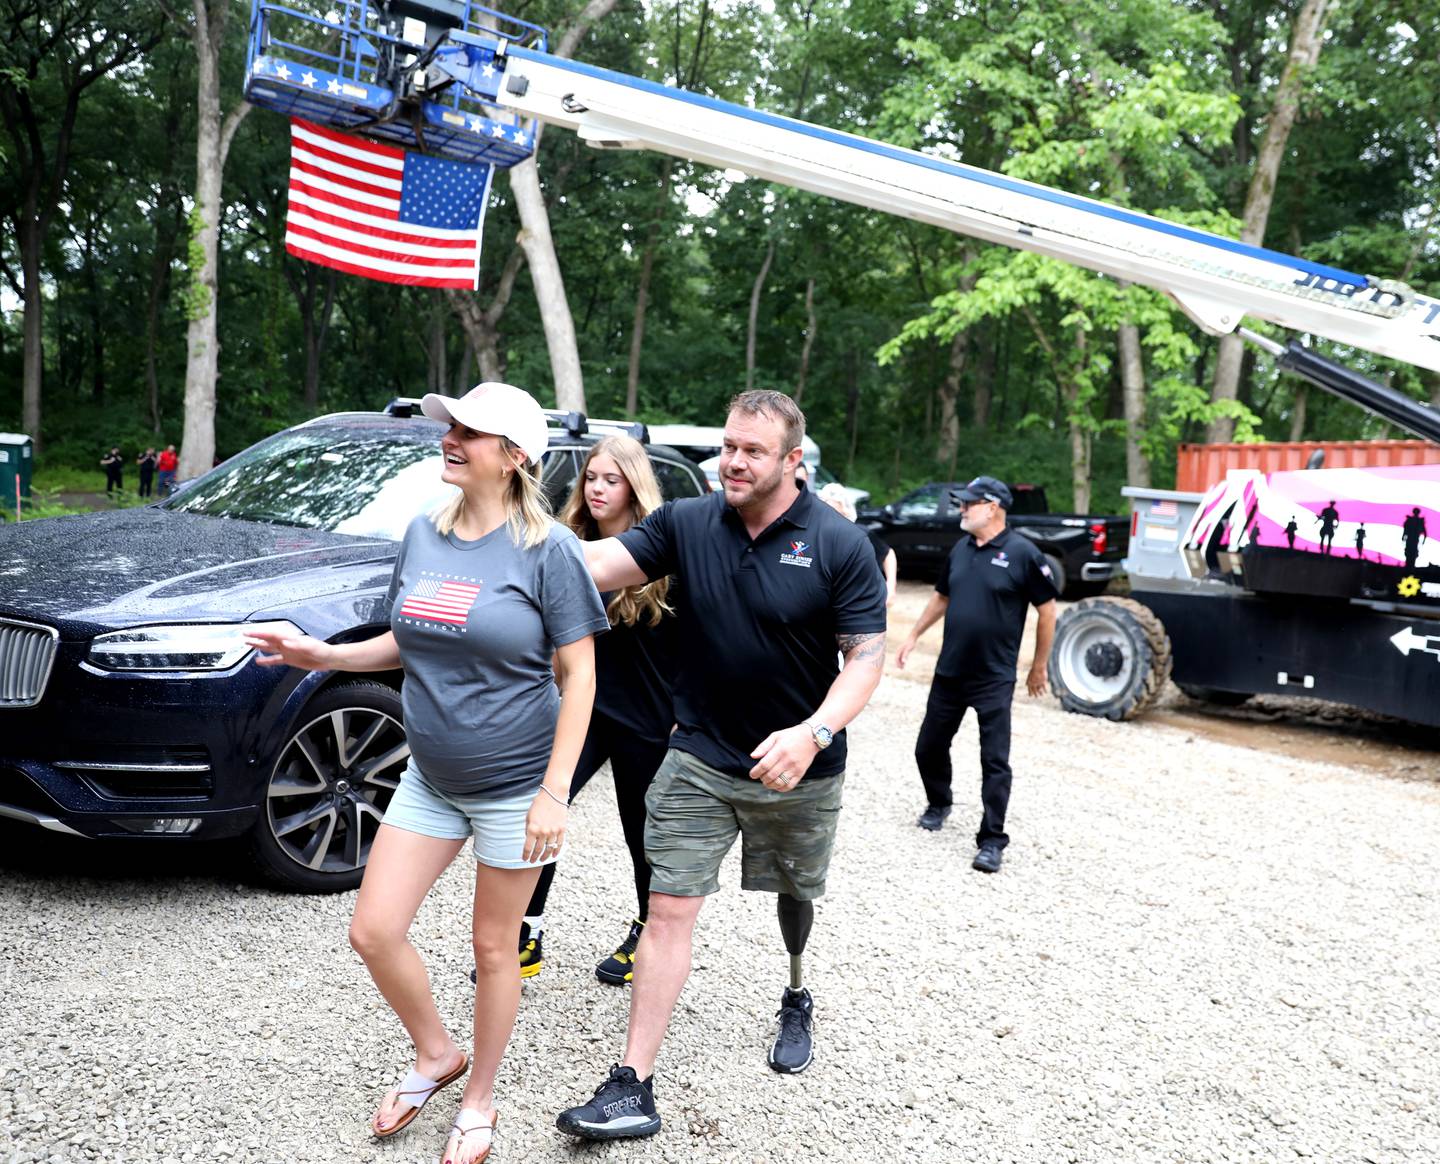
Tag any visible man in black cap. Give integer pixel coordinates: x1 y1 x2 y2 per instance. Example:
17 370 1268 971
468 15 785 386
896 476 1058 873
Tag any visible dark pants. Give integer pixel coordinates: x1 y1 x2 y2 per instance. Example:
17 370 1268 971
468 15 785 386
105 468 122 494
138 468 155 497
914 677 1014 849
527 710 669 922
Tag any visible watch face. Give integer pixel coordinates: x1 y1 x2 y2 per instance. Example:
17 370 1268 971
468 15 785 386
814 725 834 748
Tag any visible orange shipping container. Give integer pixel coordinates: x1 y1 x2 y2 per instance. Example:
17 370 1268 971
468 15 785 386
1174 439 1440 493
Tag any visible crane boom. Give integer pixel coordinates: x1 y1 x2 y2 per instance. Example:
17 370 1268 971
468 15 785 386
487 47 1440 375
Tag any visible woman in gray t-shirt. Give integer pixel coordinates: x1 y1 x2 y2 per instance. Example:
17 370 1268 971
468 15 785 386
247 383 607 1164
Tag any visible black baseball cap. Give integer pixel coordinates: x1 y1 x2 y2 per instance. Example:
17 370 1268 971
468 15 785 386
952 476 1013 509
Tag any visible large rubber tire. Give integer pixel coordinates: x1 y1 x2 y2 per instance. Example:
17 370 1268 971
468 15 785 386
1176 683 1252 707
1049 597 1172 721
248 681 408 893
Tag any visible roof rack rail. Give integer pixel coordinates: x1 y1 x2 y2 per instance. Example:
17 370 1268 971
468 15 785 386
586 417 649 444
385 397 428 417
542 408 588 436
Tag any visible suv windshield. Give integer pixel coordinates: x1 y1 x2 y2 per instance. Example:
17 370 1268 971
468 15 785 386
164 431 454 539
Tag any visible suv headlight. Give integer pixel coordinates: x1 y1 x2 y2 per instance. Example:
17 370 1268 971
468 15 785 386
87 620 302 672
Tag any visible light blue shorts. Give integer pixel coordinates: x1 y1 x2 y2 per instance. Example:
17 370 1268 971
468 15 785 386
382 761 560 870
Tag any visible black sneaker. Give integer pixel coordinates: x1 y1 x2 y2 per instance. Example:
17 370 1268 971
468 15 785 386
595 919 644 985
768 987 814 1074
555 1064 661 1140
519 927 544 979
917 804 951 831
972 842 1003 873
471 923 543 984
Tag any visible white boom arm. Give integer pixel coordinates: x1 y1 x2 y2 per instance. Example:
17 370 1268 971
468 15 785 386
493 48 1440 374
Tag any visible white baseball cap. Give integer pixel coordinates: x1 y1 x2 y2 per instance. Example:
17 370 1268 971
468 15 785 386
420 382 549 466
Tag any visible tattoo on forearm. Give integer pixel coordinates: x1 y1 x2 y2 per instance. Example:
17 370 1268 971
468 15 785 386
837 631 886 671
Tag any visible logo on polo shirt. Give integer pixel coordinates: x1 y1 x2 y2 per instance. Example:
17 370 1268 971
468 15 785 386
780 539 813 568
991 551 1011 568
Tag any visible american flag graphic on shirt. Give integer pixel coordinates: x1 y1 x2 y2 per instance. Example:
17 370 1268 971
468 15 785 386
399 578 482 626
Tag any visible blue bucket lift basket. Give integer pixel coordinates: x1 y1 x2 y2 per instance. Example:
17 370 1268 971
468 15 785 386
244 0 545 166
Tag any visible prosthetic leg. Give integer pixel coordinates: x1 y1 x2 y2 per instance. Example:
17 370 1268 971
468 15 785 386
769 894 816 1073
777 893 813 989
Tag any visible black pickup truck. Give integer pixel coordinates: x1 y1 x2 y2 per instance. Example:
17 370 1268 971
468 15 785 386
859 482 1129 598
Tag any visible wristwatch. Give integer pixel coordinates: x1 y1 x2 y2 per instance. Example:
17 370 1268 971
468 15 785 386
805 720 834 750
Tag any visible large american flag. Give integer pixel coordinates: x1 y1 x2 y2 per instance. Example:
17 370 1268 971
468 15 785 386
398 578 483 626
285 118 492 289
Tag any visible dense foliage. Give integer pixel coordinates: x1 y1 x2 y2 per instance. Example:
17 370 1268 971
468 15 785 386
2 0 1436 512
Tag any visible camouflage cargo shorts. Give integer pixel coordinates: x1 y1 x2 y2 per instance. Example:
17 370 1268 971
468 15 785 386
643 748 845 901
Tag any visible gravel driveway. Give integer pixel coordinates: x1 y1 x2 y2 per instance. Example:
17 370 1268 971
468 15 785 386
3 586 1438 1163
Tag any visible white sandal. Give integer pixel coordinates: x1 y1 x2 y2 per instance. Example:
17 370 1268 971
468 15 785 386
441 1107 498 1164
370 1053 470 1139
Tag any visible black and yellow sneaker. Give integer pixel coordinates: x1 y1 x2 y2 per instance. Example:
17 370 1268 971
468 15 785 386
519 926 544 979
595 919 644 985
470 922 543 984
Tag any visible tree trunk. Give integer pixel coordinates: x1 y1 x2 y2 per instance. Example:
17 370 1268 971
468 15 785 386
745 239 776 392
794 277 817 405
937 332 967 467
1066 328 1092 512
502 0 618 412
20 225 43 440
972 321 995 429
1289 384 1308 441
179 0 251 478
844 349 861 477
145 199 182 433
626 162 673 416
510 156 586 411
1209 0 1330 441
1117 319 1150 487
454 342 474 392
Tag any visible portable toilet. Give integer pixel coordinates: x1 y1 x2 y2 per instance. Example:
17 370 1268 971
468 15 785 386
0 432 33 510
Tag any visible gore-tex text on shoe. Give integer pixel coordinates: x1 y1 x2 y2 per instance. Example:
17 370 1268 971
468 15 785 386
603 1095 643 1119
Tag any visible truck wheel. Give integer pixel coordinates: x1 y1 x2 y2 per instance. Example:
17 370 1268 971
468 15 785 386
247 681 409 893
1177 683 1252 707
1043 553 1068 598
1049 597 1172 721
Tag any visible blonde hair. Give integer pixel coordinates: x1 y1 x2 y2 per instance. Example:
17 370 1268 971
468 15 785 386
559 435 671 627
431 437 552 549
818 481 856 522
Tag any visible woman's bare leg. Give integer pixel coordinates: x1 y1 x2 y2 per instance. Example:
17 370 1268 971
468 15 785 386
444 861 542 1163
349 824 467 1130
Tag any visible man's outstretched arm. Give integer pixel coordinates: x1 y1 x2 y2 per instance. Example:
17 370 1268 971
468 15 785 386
582 537 649 591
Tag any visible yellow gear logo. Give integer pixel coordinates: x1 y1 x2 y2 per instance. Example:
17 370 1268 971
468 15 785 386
1397 575 1422 598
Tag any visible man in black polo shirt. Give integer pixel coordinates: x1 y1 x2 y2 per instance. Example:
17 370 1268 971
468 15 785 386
897 476 1058 873
555 390 886 1141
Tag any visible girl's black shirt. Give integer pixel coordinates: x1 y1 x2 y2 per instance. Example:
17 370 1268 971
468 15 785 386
592 578 679 743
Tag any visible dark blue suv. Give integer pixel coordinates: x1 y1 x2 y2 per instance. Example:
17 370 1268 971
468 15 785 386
0 405 705 891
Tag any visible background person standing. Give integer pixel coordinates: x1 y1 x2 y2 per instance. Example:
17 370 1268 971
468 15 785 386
896 476 1058 873
156 444 179 495
136 448 157 498
100 447 123 494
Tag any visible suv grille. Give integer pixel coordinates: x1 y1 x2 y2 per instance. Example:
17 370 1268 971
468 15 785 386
0 619 59 709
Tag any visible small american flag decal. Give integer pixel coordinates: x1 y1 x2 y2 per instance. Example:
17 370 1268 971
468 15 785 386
399 578 482 626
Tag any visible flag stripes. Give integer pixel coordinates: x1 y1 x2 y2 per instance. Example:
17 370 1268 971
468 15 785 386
284 117 492 289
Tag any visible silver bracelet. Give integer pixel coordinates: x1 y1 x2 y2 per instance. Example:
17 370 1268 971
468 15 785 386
539 783 569 808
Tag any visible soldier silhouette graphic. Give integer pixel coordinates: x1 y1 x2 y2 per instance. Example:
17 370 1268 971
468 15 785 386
1354 522 1366 561
1402 507 1427 569
1284 517 1299 550
1318 501 1340 555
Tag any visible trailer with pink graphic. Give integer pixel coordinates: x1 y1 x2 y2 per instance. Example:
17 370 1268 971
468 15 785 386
1049 340 1440 728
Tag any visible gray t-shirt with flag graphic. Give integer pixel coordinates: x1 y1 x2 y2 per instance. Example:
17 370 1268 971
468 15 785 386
387 514 608 799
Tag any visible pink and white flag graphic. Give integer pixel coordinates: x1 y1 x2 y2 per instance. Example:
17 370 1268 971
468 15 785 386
399 578 482 626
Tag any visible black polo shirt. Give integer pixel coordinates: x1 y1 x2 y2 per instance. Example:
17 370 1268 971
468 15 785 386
936 526 1058 686
617 488 886 779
